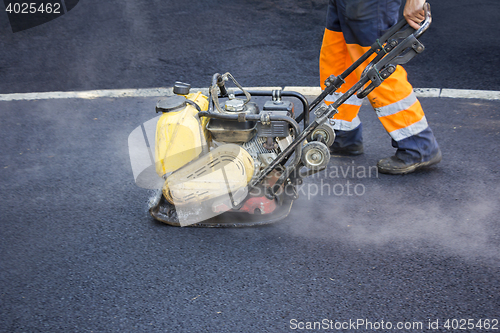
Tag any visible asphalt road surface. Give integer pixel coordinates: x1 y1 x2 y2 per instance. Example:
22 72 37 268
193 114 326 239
1 0 500 332
2 94 500 332
0 0 499 93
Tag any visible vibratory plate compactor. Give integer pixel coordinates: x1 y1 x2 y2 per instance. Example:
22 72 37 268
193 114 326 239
147 7 432 227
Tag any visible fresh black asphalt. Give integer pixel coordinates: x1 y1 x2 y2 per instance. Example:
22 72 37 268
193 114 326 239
1 95 499 332
0 0 499 93
1 0 499 332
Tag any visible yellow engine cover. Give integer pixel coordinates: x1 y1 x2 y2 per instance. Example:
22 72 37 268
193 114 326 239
155 91 210 177
163 144 255 206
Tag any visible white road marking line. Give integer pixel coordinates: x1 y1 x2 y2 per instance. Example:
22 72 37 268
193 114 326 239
284 87 500 100
0 88 183 101
440 89 500 100
413 88 441 98
0 87 499 101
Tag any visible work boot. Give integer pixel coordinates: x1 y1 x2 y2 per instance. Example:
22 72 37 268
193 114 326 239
329 123 364 156
377 148 442 174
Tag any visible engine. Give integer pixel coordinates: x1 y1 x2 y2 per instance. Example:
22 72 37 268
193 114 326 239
206 92 295 182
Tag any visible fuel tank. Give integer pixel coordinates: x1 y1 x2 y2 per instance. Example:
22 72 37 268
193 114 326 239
155 92 210 177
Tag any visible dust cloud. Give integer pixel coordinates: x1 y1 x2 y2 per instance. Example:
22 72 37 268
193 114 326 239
286 175 500 263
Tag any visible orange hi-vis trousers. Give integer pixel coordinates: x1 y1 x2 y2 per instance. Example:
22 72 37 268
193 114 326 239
320 29 429 142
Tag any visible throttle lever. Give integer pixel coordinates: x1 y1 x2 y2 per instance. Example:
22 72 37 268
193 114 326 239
216 74 228 97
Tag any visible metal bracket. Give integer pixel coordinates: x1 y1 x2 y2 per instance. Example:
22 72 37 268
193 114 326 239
324 75 336 88
324 75 345 94
260 112 271 126
272 89 282 101
358 64 397 99
314 104 338 119
389 35 425 66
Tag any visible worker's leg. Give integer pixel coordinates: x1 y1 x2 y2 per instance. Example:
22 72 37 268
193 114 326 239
346 42 440 172
334 0 441 172
319 4 364 154
368 65 440 162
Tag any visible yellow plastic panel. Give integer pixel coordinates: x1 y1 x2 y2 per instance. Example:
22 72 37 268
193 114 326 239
154 92 209 176
163 144 254 206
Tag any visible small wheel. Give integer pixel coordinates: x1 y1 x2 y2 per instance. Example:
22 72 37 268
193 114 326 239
308 123 336 146
301 141 330 170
